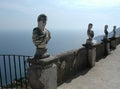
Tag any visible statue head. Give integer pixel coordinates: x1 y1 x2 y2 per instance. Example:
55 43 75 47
37 14 47 31
113 25 116 31
104 25 108 30
88 23 93 30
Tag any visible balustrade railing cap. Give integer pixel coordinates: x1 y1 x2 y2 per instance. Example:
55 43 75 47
27 56 58 66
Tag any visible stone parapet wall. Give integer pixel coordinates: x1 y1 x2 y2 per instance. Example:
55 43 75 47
28 36 120 89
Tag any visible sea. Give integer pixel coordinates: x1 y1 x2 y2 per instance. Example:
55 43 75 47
0 29 90 56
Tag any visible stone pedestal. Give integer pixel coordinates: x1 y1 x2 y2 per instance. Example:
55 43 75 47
105 42 110 55
109 37 116 50
102 38 110 55
82 39 96 68
28 63 57 89
87 47 96 67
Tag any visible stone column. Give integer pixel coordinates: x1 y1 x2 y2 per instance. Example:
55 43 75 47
28 59 57 89
87 47 96 67
110 25 117 49
102 37 110 55
109 37 116 50
82 39 96 68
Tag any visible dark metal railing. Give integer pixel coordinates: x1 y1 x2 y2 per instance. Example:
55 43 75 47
0 54 31 89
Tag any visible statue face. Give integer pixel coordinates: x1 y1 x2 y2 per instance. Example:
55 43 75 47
105 25 108 29
38 18 47 30
113 26 116 30
88 24 93 29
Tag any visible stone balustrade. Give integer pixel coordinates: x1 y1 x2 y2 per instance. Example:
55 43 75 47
28 36 120 89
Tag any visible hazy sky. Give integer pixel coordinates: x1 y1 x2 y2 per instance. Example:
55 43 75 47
0 0 120 31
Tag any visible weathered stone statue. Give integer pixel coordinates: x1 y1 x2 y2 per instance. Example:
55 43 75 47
104 25 108 39
86 23 94 48
87 23 94 40
113 25 116 38
32 14 51 59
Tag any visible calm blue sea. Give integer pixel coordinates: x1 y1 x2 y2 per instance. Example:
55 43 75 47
1 27 119 55
0 29 90 56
